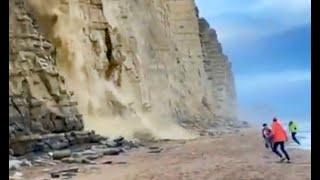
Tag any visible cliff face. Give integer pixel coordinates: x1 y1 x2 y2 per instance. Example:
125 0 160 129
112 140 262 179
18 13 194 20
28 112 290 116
9 0 237 144
9 0 84 138
198 18 237 122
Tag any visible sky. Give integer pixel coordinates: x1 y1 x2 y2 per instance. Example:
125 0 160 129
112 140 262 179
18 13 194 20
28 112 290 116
195 0 311 124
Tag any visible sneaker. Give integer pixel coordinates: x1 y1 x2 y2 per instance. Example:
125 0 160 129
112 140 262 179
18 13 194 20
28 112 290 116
279 158 286 163
286 160 291 163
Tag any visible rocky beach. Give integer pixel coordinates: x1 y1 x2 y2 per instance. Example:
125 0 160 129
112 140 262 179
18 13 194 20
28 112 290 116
10 128 310 180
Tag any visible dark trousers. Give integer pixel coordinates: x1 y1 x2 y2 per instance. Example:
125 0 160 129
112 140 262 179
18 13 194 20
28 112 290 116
264 137 273 149
272 141 290 160
291 132 301 145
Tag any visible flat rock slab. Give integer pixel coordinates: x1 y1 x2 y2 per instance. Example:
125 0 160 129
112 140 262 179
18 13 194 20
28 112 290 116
102 148 122 155
51 149 72 160
147 149 163 153
148 146 160 150
101 161 127 165
61 157 95 164
50 167 79 178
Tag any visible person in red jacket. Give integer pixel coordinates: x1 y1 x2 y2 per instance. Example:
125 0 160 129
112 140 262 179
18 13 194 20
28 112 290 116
271 117 291 163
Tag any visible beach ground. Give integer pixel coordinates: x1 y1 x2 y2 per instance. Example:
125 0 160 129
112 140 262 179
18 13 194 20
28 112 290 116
22 129 311 180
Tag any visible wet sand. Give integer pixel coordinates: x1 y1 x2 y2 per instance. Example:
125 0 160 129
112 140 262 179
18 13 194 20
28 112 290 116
22 129 311 180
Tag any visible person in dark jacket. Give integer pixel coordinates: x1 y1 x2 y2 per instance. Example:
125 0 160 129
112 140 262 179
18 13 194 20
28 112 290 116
261 123 273 149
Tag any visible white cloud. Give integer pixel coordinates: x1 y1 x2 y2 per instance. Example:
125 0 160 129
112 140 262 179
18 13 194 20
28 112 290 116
195 0 311 43
252 0 311 12
249 0 310 26
235 69 310 94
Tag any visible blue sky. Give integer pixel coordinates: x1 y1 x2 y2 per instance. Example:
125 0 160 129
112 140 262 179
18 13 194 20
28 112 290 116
195 0 311 123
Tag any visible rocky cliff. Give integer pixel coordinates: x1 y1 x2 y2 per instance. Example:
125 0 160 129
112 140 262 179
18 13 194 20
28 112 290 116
9 0 238 153
198 18 237 122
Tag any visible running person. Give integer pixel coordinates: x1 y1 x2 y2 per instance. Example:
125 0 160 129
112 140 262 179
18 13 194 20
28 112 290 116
271 118 291 163
288 121 301 145
261 123 273 149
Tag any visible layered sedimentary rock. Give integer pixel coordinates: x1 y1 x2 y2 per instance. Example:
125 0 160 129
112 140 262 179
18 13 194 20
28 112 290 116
9 0 84 139
9 0 238 153
198 18 237 122
167 0 212 124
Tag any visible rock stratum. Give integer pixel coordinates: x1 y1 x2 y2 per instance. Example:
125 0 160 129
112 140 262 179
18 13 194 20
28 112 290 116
9 0 238 155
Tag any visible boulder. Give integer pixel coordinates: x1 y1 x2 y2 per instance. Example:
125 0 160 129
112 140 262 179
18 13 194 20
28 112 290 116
61 157 94 164
148 149 162 153
102 148 122 155
9 160 22 171
100 140 119 148
113 136 124 143
9 159 32 171
51 149 71 160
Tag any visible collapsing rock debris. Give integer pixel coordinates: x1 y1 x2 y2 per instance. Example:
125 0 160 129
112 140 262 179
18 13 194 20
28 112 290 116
9 130 103 156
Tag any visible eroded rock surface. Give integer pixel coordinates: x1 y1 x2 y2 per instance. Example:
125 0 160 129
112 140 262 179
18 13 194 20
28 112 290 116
199 18 237 123
9 0 85 153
